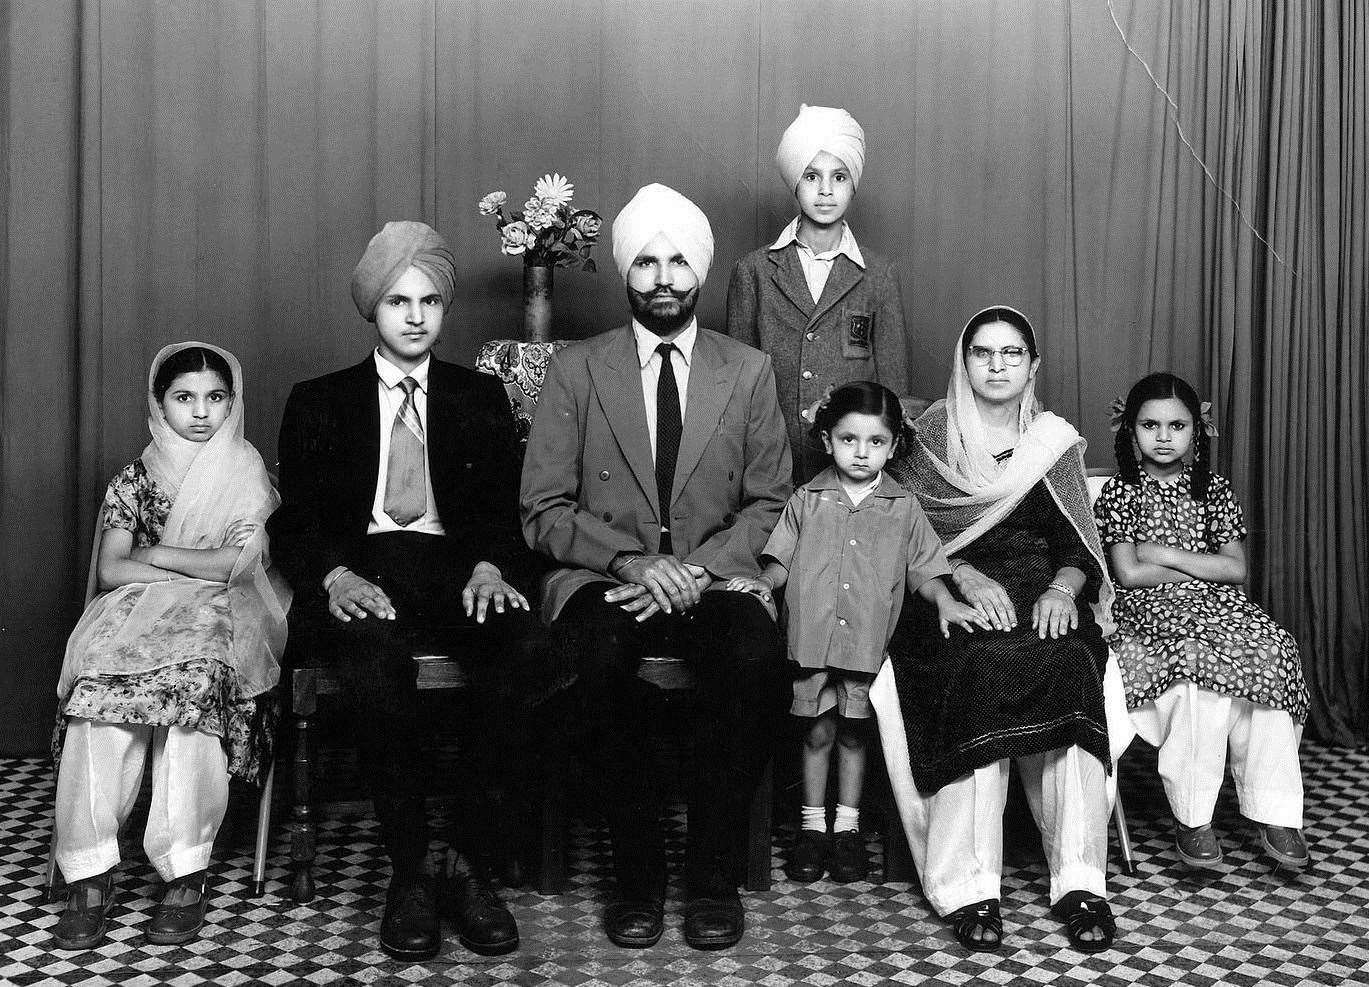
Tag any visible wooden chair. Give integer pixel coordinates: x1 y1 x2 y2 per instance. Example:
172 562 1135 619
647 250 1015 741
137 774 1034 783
45 513 278 902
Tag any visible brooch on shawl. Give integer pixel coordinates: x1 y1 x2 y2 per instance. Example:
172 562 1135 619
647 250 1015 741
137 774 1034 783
1109 397 1218 437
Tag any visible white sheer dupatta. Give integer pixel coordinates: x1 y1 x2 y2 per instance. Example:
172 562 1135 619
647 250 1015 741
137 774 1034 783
59 342 289 700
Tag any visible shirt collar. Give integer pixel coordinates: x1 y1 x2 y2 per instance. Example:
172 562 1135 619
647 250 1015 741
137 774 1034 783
374 349 431 392
805 466 908 500
633 319 698 370
769 217 865 269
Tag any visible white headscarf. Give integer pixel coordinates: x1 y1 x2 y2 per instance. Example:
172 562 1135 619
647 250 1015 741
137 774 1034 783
890 308 1114 632
60 342 289 700
611 183 715 285
776 104 867 192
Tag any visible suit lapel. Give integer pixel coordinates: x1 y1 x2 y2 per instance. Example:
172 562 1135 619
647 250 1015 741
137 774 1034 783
424 359 455 498
768 246 816 320
348 358 382 517
589 327 659 514
672 331 739 503
809 254 864 326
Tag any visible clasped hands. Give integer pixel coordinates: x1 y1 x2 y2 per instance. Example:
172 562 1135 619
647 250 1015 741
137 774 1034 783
327 560 528 624
604 553 710 623
953 563 1079 640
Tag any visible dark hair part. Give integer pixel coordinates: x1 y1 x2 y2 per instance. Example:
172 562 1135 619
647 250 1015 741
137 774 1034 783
152 346 234 402
810 380 910 458
962 306 1039 361
1113 371 1211 502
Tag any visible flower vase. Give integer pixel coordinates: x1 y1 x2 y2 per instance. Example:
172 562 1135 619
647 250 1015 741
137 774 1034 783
522 263 554 342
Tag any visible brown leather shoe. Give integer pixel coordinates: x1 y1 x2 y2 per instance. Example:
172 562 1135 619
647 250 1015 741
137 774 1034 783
1175 822 1224 869
440 871 518 956
1259 825 1310 868
50 869 116 951
147 870 209 946
380 877 441 961
681 890 744 950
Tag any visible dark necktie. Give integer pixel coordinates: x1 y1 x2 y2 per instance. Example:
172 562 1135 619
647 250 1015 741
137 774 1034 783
655 342 682 555
383 376 426 526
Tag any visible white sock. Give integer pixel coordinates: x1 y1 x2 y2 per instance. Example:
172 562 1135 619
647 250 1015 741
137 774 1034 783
800 805 827 833
833 804 860 834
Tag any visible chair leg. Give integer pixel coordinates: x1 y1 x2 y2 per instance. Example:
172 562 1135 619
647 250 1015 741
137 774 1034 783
538 720 569 895
1113 786 1137 875
44 819 63 904
744 757 774 892
290 714 316 903
882 804 915 884
252 759 275 897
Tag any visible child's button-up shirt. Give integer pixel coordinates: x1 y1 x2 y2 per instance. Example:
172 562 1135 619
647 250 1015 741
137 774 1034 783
763 467 953 673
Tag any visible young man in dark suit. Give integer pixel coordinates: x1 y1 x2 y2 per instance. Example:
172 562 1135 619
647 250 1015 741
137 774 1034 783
269 222 552 960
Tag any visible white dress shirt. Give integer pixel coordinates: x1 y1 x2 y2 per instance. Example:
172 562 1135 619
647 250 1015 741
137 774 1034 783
633 318 696 462
770 217 866 304
368 349 445 536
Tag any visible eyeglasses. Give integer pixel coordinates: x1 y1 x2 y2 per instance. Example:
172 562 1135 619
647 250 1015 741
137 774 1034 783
967 345 1030 367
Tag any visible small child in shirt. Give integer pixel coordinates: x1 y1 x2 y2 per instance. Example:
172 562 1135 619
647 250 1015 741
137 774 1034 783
726 104 910 483
728 381 987 882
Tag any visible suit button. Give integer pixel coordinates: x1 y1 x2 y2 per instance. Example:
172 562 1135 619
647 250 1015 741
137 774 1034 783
838 618 847 626
599 470 610 480
603 511 613 522
805 331 816 341
801 369 814 380
728 470 734 481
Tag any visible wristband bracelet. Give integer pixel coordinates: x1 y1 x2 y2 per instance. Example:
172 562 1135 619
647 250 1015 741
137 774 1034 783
323 567 349 592
1047 580 1076 600
610 553 642 575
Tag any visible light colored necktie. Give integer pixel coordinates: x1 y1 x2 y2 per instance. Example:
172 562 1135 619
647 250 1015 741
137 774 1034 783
383 376 426 526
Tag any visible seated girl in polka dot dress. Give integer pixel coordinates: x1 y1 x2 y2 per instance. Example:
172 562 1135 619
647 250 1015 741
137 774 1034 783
1095 372 1311 871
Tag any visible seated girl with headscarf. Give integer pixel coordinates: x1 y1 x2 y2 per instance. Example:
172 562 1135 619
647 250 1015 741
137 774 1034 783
49 343 288 951
871 307 1118 954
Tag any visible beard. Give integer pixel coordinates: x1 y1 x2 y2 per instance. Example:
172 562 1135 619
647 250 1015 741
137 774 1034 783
627 283 699 336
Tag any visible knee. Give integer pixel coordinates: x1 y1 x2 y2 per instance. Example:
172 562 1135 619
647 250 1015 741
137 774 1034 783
804 715 838 751
836 719 870 751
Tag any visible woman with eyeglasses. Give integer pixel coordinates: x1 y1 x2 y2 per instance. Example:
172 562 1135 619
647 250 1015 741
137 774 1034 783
872 306 1118 954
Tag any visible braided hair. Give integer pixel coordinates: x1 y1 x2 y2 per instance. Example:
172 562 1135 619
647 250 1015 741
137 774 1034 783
1113 371 1211 502
810 380 913 460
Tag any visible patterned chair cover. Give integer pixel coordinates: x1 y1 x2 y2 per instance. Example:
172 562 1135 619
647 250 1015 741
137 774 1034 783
475 339 571 443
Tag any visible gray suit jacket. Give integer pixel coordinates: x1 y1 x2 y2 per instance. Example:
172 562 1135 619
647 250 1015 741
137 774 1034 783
520 324 793 621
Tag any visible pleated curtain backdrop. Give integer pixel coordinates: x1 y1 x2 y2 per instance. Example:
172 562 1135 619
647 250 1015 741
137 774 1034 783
1 0 1364 750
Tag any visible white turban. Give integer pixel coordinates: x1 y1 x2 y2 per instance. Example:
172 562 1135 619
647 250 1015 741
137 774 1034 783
611 183 715 285
775 104 866 192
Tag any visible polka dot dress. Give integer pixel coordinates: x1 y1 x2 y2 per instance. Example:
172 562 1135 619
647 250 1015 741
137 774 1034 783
1093 468 1310 722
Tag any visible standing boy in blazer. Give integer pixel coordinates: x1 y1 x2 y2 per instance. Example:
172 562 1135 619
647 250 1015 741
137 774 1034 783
726 104 910 482
521 184 793 951
270 222 553 961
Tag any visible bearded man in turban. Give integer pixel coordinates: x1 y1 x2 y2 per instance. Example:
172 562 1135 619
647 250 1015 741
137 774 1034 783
521 184 793 951
270 221 556 961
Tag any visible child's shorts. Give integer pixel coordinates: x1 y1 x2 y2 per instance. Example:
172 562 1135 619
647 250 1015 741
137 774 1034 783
791 668 875 719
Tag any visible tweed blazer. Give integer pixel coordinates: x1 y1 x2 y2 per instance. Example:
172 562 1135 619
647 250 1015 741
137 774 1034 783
520 324 793 622
726 242 910 481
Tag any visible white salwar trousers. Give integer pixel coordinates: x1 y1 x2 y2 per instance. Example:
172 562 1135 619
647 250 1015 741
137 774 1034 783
1130 681 1304 828
873 658 1125 916
55 718 229 883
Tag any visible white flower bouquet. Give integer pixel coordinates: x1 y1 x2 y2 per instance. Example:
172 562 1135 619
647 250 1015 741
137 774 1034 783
478 174 602 271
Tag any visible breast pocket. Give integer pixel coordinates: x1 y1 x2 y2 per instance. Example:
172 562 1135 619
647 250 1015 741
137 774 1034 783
841 309 875 360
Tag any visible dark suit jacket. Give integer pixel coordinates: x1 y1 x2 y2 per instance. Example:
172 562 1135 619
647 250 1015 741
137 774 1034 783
725 243 909 481
268 356 532 598
520 325 793 621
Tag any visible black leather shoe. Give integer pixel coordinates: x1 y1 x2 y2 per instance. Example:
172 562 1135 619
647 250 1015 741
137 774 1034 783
50 869 116 951
784 829 829 882
682 890 744 950
380 878 441 961
604 897 665 948
827 831 870 883
146 870 209 946
440 871 518 956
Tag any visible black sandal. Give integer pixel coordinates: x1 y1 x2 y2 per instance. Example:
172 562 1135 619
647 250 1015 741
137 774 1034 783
947 898 1002 952
1051 890 1115 953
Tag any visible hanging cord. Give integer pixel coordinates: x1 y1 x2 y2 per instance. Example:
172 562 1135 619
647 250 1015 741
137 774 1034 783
1106 0 1298 278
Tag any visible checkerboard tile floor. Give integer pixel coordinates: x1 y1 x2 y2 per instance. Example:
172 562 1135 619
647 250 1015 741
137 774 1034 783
3 740 1367 986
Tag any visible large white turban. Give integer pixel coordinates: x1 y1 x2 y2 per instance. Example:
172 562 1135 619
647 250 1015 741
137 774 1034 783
611 183 715 285
775 104 866 192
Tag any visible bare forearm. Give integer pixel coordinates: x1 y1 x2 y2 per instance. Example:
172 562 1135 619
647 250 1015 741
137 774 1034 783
917 575 953 605
139 544 241 581
97 559 182 590
1148 546 1244 584
1114 562 1193 588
